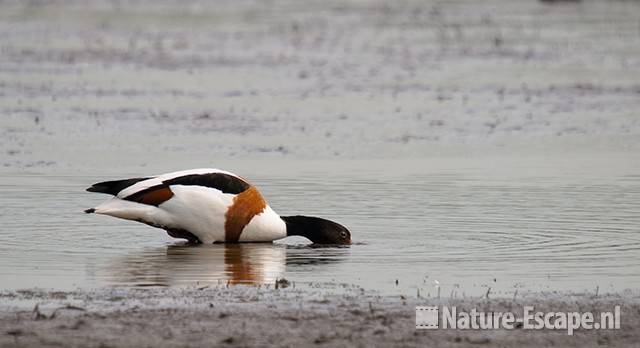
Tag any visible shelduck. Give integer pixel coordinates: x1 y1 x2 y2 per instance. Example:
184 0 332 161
85 168 351 245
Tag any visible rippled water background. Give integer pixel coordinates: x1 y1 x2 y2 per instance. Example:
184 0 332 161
1 156 638 296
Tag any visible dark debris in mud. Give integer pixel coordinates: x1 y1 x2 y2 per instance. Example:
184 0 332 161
1 0 639 169
0 287 638 348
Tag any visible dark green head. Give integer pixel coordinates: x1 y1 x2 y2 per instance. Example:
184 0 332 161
283 215 351 245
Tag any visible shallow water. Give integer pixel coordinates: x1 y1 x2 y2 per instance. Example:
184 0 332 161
1 155 638 296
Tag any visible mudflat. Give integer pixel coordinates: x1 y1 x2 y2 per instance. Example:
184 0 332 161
1 287 638 348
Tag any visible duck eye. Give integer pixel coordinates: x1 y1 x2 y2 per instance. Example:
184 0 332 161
340 231 347 239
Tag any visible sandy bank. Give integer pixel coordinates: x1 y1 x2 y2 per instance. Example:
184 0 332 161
1 286 638 347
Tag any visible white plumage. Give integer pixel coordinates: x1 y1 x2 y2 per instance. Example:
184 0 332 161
87 168 287 244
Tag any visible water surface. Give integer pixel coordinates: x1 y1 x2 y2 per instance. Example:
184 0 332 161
1 156 638 296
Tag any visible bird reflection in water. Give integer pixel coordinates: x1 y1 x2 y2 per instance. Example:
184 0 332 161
103 243 349 287
223 244 283 285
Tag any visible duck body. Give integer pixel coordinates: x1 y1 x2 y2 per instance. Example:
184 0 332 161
85 168 351 245
86 169 286 244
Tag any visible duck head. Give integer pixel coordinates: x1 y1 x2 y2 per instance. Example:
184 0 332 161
282 215 351 245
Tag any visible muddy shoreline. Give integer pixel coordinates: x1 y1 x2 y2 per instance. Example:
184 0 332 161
2 0 640 171
1 286 638 347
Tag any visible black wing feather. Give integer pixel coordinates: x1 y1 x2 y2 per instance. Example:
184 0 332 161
163 173 250 194
86 177 152 196
87 172 250 200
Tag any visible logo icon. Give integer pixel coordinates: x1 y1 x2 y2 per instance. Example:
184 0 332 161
416 306 439 329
